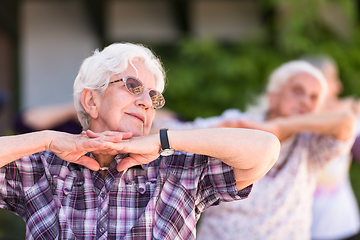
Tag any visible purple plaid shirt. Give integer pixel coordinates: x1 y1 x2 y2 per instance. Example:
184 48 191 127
0 151 251 239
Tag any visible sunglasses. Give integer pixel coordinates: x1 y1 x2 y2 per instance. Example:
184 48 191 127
108 77 165 109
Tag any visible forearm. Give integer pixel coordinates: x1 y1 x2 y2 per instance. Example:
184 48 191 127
167 128 280 189
0 131 50 168
274 109 355 141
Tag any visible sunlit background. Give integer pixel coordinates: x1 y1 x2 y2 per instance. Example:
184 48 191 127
0 0 360 239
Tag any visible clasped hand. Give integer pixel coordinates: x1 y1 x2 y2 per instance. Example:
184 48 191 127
47 130 161 172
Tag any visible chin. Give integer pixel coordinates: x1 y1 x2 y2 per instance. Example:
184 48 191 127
131 129 148 137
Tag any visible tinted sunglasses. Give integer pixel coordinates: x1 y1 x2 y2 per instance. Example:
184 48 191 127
108 77 165 109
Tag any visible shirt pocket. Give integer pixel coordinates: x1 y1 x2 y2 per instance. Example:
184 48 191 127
53 175 75 207
54 175 97 237
55 175 93 211
119 176 158 220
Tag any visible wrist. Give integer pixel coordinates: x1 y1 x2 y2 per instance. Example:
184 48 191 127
159 128 175 156
41 130 56 152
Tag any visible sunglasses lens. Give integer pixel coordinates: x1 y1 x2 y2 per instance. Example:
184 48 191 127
149 90 165 109
126 78 144 95
123 77 165 109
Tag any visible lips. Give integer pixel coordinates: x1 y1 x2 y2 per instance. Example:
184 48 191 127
127 112 145 123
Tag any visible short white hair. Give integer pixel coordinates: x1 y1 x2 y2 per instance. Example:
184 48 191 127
73 42 166 130
267 60 328 106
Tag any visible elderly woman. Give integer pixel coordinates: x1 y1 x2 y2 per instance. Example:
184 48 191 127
0 43 279 239
197 60 356 240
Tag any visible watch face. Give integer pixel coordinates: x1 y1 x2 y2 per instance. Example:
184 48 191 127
160 148 175 156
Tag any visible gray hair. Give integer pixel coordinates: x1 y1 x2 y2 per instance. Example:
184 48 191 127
73 42 166 130
267 60 328 107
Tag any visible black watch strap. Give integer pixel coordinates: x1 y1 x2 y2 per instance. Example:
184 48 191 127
160 128 170 149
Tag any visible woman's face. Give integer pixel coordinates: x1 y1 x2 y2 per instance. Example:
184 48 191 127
269 73 322 117
89 60 157 137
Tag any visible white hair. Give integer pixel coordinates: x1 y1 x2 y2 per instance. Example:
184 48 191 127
267 60 328 106
246 60 329 116
73 42 166 130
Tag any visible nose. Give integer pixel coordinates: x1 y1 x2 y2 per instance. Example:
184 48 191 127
135 89 152 109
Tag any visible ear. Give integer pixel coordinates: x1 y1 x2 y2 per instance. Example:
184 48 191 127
81 89 99 119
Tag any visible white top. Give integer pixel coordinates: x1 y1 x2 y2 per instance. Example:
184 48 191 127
311 177 360 239
310 117 360 239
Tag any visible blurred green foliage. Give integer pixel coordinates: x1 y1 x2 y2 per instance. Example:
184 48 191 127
0 210 25 239
350 162 360 208
159 39 286 120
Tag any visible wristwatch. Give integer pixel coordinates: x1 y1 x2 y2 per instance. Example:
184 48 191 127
159 128 175 156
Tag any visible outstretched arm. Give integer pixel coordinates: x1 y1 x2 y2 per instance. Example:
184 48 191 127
87 128 280 190
218 109 355 142
22 102 79 130
270 109 355 141
0 130 132 170
167 128 280 190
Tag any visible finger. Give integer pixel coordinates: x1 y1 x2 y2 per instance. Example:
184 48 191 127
85 130 102 138
101 133 132 143
120 132 132 139
91 149 120 155
80 139 107 150
116 157 139 172
85 130 132 141
74 155 100 171
102 141 134 153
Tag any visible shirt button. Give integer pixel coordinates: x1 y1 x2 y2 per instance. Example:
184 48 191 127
75 181 84 186
64 187 71 195
100 192 106 198
99 227 105 233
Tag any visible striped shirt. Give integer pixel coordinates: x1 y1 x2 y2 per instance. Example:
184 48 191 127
0 151 251 239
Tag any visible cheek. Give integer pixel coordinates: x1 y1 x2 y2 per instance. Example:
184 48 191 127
102 93 132 112
311 100 321 111
280 93 297 108
145 112 155 127
278 98 300 116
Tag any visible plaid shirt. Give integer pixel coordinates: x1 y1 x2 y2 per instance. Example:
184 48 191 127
0 151 251 239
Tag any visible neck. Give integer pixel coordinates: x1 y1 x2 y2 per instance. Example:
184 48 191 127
93 153 116 168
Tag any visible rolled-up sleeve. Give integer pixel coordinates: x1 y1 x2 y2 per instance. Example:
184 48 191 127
0 153 46 217
195 155 252 213
0 161 25 216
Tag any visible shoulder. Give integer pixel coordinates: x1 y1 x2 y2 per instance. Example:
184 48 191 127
3 151 68 181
